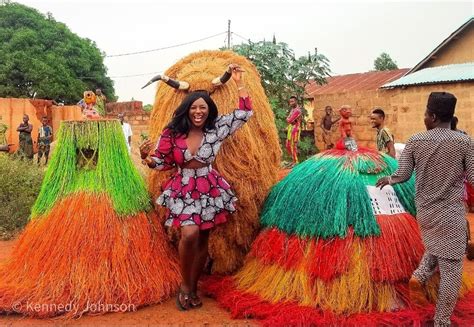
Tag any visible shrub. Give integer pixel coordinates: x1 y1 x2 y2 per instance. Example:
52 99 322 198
0 154 44 239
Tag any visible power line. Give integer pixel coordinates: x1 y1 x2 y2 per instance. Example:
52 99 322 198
105 32 227 58
232 32 251 43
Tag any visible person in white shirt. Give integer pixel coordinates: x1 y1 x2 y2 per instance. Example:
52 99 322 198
394 143 405 160
118 113 132 153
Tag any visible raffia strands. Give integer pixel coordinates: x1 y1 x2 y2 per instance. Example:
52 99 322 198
147 50 281 274
205 148 474 325
262 149 382 238
234 241 397 313
0 193 180 318
205 274 474 327
364 214 424 282
261 148 417 239
32 120 150 217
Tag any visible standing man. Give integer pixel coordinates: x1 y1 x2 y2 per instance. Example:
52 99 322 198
370 108 396 158
95 88 107 117
320 105 340 149
37 116 53 165
286 96 302 165
118 113 132 153
376 92 473 327
16 114 33 161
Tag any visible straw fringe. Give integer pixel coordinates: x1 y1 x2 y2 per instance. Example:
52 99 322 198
32 120 150 217
0 193 180 318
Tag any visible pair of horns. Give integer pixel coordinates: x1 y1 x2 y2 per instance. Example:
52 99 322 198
141 69 232 90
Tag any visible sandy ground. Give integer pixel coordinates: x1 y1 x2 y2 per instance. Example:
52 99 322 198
0 214 473 326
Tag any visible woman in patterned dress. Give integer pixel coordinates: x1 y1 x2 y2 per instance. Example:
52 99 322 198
139 64 252 311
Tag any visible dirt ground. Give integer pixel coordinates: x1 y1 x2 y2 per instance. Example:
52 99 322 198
0 214 473 326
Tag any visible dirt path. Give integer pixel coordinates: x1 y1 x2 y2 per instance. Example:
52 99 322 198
1 214 473 326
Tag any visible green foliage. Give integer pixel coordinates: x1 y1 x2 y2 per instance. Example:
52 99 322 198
0 154 44 240
0 3 116 104
231 41 330 161
374 52 398 71
143 104 153 112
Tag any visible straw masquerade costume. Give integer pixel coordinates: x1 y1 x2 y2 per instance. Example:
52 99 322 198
146 50 281 274
0 119 180 318
204 112 474 326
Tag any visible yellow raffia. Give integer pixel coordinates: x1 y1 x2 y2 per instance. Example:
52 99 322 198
148 50 281 274
235 240 399 314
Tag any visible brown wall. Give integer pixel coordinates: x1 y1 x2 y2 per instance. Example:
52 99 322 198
105 101 150 149
423 24 474 68
0 98 81 152
312 82 474 150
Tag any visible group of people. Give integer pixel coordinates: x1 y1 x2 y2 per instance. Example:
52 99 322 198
135 62 472 326
15 115 53 165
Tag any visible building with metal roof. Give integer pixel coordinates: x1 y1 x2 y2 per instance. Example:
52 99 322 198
307 16 474 150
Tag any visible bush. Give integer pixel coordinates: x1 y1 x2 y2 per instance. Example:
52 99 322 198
0 154 44 240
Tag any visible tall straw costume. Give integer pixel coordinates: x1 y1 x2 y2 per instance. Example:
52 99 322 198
204 141 474 324
0 119 180 318
147 50 281 274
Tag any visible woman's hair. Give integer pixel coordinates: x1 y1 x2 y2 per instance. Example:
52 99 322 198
165 91 218 135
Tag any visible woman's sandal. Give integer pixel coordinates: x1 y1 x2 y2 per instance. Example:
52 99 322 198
176 288 191 311
189 292 203 309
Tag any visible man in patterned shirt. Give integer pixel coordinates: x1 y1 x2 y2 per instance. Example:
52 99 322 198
370 108 396 158
377 92 473 327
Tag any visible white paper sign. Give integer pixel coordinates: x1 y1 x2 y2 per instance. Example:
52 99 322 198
366 185 406 215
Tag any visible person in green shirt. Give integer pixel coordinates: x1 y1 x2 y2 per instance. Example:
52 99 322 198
370 108 395 158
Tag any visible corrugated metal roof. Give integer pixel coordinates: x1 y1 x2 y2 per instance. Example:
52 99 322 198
381 62 474 88
306 69 409 97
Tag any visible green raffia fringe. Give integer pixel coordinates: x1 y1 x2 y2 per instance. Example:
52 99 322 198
32 120 151 218
261 150 416 238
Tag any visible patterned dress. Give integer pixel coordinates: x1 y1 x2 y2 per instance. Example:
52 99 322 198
391 128 474 259
151 97 253 230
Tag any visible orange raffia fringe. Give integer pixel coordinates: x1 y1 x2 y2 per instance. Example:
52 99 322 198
148 50 281 274
0 192 180 318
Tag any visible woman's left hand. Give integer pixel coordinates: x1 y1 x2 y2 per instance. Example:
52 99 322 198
228 64 244 83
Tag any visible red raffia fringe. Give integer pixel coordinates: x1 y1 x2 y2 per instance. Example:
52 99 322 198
203 276 474 327
0 192 180 318
249 213 425 282
365 213 425 282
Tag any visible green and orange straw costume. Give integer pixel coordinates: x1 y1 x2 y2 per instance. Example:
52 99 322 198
0 120 180 318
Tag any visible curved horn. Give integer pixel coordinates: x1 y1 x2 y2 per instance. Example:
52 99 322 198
211 69 232 86
141 75 190 90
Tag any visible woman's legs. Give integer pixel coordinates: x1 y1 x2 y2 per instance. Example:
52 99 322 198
190 228 211 294
179 225 200 295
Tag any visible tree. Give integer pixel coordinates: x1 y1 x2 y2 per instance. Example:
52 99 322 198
231 40 331 161
374 52 398 71
0 3 116 104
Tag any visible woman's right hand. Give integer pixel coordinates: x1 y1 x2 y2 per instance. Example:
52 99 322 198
139 139 153 159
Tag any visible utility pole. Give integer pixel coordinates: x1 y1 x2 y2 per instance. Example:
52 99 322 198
227 20 231 49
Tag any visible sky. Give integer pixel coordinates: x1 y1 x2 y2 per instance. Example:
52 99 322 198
15 0 474 104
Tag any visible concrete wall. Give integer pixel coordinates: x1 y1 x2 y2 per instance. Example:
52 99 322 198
312 82 474 150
